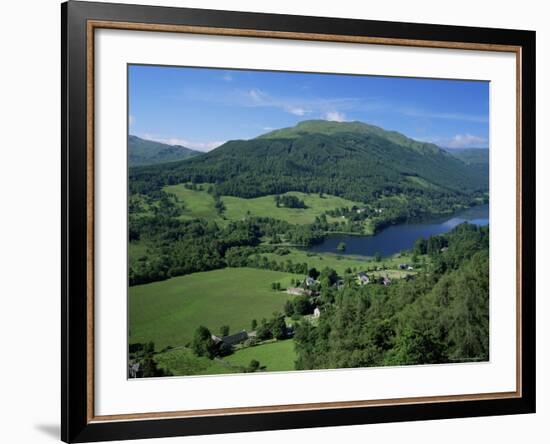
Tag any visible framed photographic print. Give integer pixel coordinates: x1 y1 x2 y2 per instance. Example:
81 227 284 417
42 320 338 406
61 1 536 442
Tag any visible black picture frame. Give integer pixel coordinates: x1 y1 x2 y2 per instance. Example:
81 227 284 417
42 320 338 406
62 1 536 442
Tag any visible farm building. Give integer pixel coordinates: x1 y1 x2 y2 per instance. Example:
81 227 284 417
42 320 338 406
357 272 370 285
212 330 249 347
128 362 141 378
313 307 321 318
305 276 317 287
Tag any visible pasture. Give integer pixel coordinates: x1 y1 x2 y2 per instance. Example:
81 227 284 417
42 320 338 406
222 339 297 372
163 184 360 225
129 267 298 350
154 348 239 376
259 249 371 275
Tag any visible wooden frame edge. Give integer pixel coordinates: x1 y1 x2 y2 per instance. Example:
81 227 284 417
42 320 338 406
81 15 528 428
89 19 522 53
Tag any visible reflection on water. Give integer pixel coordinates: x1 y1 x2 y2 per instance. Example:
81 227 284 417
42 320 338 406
307 204 489 257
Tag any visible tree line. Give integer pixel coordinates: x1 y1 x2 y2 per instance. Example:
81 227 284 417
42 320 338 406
293 223 490 369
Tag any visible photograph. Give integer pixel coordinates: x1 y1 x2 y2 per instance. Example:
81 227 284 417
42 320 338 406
127 65 490 378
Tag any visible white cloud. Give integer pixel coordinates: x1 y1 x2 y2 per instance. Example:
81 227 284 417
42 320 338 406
447 134 488 148
140 134 225 152
323 111 346 122
418 133 488 149
400 107 488 123
288 107 307 116
221 73 233 82
186 87 361 118
129 115 135 126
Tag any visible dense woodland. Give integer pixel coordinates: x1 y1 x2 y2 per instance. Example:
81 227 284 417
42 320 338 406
129 209 325 285
294 224 489 368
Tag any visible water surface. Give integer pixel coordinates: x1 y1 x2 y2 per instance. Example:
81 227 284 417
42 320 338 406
307 204 489 257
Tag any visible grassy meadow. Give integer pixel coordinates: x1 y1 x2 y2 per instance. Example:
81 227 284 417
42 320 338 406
164 184 361 225
259 248 419 277
129 267 298 350
222 339 297 372
154 348 239 376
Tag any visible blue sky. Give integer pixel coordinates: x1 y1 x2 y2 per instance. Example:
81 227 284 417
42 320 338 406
128 65 489 152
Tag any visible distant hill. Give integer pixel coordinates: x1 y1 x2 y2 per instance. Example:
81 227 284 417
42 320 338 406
445 148 489 166
128 135 201 167
130 120 488 201
445 148 489 185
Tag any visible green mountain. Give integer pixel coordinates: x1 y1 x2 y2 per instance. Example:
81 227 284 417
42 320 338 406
445 148 489 185
130 120 488 202
445 148 489 166
128 135 201 167
261 120 441 155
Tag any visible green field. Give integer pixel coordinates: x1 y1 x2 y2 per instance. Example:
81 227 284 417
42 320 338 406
260 249 371 275
222 339 297 372
164 184 361 225
129 267 298 350
259 248 418 276
223 192 361 225
164 184 219 220
154 347 239 376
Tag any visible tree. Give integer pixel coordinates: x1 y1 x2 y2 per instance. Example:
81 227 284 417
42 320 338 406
319 267 338 288
214 196 225 215
270 313 287 340
293 295 312 315
220 325 230 337
284 300 295 317
141 356 170 377
256 318 272 341
337 242 346 252
413 238 427 255
308 267 320 280
248 359 260 372
251 319 258 330
384 326 446 366
192 326 217 359
374 252 382 262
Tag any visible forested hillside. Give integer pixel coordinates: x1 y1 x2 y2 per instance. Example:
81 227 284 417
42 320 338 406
294 223 490 369
129 120 488 201
129 135 201 166
446 147 489 166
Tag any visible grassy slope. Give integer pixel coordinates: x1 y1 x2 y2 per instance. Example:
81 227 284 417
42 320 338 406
222 339 297 372
260 249 371 274
164 184 361 225
154 348 239 376
259 248 417 276
164 184 219 220
129 268 298 350
223 192 360 225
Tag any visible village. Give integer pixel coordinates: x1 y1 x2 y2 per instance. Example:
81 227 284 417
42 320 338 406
206 264 417 356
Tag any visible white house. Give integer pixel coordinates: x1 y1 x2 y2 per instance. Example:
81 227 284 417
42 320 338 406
313 307 321 318
305 276 317 287
357 272 370 285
